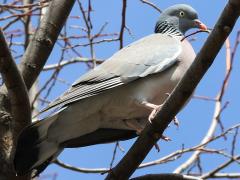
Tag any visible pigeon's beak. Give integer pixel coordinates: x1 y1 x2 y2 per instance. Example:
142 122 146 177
194 19 208 31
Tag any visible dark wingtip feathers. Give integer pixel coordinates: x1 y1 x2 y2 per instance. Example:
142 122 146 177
14 120 54 176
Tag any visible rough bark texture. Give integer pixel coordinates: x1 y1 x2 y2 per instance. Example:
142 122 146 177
131 173 197 180
0 0 76 179
105 0 240 179
0 29 31 180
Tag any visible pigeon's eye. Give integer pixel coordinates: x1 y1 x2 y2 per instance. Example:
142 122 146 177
179 11 185 17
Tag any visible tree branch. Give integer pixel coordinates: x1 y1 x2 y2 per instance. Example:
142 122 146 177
42 57 103 71
130 174 199 180
0 29 31 138
201 155 240 179
0 29 31 179
19 0 76 90
208 173 240 179
139 0 162 13
54 159 109 174
119 0 127 49
105 0 240 179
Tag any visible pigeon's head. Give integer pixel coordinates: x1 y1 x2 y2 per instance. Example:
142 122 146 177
155 4 207 35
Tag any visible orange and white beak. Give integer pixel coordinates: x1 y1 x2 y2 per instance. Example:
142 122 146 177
194 19 208 31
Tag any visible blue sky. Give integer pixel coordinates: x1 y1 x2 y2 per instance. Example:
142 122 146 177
7 0 239 179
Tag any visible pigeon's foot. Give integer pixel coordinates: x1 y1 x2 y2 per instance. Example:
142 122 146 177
138 100 180 126
148 105 162 123
161 134 171 141
138 101 163 123
155 135 172 152
154 143 160 152
173 116 180 127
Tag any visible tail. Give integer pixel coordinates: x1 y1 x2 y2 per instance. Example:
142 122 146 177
14 114 60 176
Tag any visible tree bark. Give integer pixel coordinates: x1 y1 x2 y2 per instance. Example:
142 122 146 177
0 29 31 180
0 0 76 179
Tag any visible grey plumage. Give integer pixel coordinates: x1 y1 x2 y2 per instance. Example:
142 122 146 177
43 34 181 110
14 4 207 176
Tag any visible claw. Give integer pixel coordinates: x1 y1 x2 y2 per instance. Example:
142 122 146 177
154 135 171 152
161 135 171 141
165 93 170 96
173 116 180 127
137 101 164 123
154 143 160 152
148 108 158 123
147 105 162 123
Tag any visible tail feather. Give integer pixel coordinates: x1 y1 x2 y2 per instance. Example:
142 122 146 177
14 115 59 176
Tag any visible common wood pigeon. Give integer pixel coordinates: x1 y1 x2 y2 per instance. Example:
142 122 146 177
14 4 207 176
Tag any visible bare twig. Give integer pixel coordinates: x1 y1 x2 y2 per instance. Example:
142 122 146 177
139 0 162 13
22 0 34 49
64 38 119 49
201 155 240 179
207 173 240 179
192 95 217 102
0 6 46 21
110 142 119 169
119 0 127 49
54 159 109 174
2 17 20 30
43 57 103 71
0 0 50 9
77 0 96 67
231 127 238 156
181 30 210 42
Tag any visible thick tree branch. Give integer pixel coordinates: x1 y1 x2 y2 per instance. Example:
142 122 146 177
0 29 31 180
19 0 76 90
0 29 31 138
130 174 199 180
105 0 240 179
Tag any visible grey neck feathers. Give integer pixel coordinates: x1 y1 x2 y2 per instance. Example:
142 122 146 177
155 21 183 37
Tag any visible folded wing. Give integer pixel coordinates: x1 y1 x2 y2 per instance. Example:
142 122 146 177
43 34 182 112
